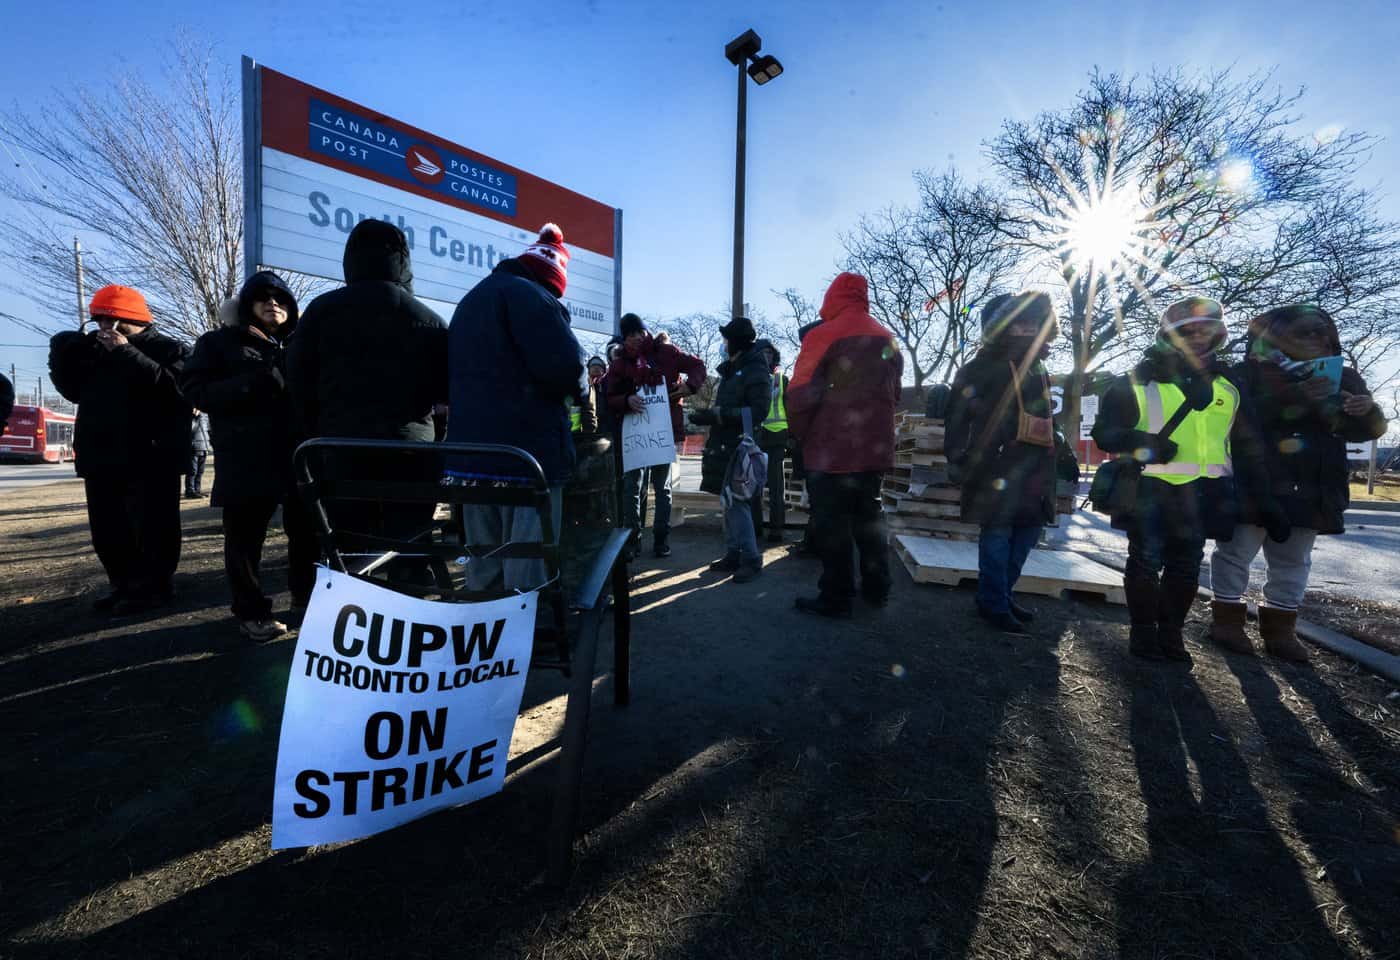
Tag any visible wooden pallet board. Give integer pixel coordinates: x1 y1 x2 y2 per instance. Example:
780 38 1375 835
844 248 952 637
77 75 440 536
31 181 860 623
894 535 1126 604
882 493 962 518
894 451 950 467
883 512 981 537
883 476 962 501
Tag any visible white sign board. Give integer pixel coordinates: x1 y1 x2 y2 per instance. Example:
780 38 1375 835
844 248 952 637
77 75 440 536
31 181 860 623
621 385 677 473
1080 420 1095 440
245 61 620 334
1345 440 1376 460
272 568 535 849
1080 395 1100 418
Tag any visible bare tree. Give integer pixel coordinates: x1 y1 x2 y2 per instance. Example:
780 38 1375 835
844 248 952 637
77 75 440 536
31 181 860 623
0 39 316 341
770 287 818 358
987 67 1381 436
841 170 1021 390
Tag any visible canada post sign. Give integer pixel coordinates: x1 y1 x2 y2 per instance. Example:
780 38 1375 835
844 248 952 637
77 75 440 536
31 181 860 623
307 99 519 217
243 59 620 335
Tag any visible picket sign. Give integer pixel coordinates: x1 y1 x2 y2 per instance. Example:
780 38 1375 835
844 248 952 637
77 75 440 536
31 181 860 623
621 384 676 473
272 567 536 849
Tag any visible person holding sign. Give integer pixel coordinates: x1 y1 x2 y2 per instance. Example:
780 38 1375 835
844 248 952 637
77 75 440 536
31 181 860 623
1209 304 1388 662
607 314 707 558
689 317 771 582
444 224 584 592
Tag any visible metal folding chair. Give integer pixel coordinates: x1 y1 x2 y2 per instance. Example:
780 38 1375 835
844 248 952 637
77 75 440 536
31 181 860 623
293 438 632 882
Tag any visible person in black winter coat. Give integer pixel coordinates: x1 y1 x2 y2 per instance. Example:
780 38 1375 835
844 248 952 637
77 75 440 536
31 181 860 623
286 220 448 575
185 410 211 498
446 224 584 592
1209 304 1388 661
946 292 1079 633
689 316 772 582
1092 297 1285 665
181 271 319 642
48 284 191 614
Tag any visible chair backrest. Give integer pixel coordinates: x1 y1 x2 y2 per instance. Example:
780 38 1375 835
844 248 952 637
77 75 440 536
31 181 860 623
293 437 571 671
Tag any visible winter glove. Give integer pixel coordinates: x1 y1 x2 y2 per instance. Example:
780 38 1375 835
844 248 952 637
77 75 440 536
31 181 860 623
688 408 719 428
1260 502 1292 544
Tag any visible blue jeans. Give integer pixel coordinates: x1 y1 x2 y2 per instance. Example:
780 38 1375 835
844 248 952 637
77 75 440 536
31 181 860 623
624 465 672 544
976 525 1041 613
723 496 761 566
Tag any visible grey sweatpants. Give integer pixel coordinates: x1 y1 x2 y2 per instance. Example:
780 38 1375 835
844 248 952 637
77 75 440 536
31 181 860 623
1210 524 1319 611
462 486 564 593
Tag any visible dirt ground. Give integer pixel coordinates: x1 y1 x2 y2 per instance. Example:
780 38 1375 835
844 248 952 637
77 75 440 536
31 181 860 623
2 478 1398 960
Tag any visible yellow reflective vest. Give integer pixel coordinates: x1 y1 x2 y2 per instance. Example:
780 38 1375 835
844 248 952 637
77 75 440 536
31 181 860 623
1132 376 1239 485
762 374 788 433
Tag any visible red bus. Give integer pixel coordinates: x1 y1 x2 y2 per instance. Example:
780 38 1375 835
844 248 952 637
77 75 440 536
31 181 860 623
0 405 76 463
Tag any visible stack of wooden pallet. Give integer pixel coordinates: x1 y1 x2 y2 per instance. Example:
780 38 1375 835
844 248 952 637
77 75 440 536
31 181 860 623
881 413 1077 540
882 413 977 540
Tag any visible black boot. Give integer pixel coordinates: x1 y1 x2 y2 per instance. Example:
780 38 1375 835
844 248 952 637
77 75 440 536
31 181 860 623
1124 575 1163 661
708 551 740 572
1156 576 1199 666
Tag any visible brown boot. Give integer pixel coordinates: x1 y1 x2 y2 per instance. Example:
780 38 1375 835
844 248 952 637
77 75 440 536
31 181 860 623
1259 607 1309 663
1156 577 1199 666
1210 600 1253 655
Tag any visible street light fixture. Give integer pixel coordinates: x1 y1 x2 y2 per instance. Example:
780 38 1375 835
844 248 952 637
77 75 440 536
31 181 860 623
725 29 783 319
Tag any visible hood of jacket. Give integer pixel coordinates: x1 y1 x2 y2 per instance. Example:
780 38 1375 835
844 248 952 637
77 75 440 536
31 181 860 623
235 270 300 332
819 272 870 323
343 219 414 290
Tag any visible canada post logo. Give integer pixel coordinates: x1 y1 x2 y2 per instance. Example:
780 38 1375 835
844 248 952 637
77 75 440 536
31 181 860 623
307 99 518 217
407 145 445 185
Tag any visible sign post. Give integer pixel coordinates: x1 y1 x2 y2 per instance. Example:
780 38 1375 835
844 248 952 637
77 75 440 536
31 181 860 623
241 57 621 335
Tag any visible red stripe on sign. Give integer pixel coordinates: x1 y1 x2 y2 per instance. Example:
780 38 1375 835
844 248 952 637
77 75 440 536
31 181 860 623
260 67 617 258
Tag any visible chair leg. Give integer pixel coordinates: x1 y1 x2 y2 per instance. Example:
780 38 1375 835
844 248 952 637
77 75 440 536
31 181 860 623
612 557 631 707
545 603 603 886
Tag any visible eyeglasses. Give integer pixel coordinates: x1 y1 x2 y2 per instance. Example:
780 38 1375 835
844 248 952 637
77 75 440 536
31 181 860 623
253 292 285 306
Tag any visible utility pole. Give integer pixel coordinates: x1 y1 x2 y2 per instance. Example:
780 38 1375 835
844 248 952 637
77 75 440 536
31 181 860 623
37 378 43 410
74 237 86 330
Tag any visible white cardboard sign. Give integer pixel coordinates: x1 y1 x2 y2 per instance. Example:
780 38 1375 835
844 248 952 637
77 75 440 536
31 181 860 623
272 567 535 849
621 385 677 473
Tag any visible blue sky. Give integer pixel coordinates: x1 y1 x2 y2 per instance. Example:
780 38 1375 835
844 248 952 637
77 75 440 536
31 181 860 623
2 0 1398 396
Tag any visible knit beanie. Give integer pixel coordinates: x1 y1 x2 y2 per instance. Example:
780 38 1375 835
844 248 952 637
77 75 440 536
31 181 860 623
1159 296 1226 350
89 285 153 324
983 291 1058 343
518 223 570 298
719 316 757 350
619 313 648 338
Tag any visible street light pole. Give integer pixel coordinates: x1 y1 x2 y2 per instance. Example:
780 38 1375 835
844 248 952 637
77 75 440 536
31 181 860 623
724 29 781 322
732 60 747 321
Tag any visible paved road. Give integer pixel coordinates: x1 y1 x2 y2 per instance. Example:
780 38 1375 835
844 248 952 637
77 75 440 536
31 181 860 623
675 456 1400 605
0 462 80 493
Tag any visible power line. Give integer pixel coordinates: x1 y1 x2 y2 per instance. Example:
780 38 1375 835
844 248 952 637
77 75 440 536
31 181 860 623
0 310 56 338
0 116 50 198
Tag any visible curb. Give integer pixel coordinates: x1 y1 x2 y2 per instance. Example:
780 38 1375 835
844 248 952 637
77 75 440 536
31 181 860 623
1348 500 1400 514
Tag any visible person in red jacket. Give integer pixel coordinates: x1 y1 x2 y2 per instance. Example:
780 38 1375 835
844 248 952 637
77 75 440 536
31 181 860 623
606 313 707 557
786 272 904 617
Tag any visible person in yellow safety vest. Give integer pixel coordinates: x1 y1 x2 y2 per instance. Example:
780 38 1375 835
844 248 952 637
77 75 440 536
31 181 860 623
1091 297 1288 666
754 339 790 545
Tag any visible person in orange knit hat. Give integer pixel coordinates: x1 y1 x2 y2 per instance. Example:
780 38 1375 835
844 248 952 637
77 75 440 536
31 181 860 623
48 285 192 616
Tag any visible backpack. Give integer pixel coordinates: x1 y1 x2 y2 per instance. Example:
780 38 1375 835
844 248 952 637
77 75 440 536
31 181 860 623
722 408 769 506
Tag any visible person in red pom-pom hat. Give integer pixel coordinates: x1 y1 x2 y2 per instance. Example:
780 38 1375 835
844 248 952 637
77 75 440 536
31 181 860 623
444 222 585 591
47 283 192 616
517 223 570 298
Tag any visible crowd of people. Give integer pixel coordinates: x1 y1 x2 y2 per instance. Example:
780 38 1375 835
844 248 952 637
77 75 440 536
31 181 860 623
42 216 1387 664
